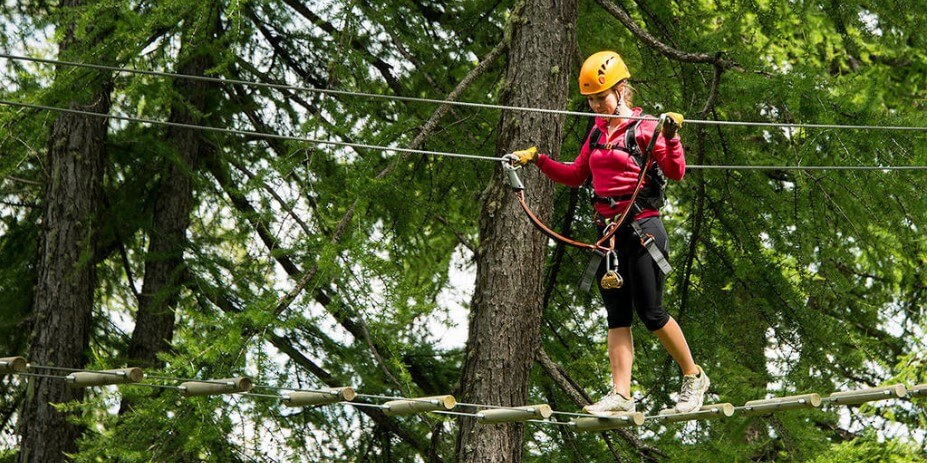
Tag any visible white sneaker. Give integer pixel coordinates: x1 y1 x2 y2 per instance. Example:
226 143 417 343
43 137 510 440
583 390 636 416
674 365 710 413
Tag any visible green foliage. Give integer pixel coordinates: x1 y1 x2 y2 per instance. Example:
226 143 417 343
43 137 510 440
806 433 925 463
2 0 927 461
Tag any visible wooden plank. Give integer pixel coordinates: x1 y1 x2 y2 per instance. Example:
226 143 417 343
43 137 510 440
283 387 356 407
181 377 253 397
0 357 26 374
655 403 734 423
827 384 906 405
477 405 553 424
68 368 143 387
571 412 645 431
382 395 456 416
742 394 821 415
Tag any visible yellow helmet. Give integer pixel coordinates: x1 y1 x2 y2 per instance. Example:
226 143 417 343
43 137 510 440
578 51 630 95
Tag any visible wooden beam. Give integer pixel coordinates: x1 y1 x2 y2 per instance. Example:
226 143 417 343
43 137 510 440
382 395 456 416
742 394 822 415
477 405 553 424
0 357 26 374
180 377 253 397
67 368 143 387
655 403 734 423
571 412 645 431
282 387 356 407
826 384 906 406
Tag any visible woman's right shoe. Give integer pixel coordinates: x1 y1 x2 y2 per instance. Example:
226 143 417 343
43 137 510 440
583 390 636 416
674 365 710 413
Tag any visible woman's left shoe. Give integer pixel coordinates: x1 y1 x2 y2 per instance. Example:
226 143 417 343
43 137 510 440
674 365 710 413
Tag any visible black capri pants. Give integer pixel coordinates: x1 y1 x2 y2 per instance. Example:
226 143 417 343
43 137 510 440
596 216 671 331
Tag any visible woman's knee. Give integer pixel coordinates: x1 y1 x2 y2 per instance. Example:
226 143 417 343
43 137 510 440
639 306 669 331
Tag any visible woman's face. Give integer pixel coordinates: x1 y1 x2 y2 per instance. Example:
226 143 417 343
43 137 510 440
586 87 620 115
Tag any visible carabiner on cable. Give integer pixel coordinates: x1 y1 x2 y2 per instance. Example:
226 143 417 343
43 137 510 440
500 154 525 191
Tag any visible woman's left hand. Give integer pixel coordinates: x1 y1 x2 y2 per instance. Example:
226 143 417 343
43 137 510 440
511 146 538 166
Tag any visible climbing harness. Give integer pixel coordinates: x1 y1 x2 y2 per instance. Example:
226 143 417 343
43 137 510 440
588 120 666 212
502 114 673 290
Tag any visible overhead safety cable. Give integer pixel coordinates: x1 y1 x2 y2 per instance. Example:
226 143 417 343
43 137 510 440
3 53 927 132
1 100 924 171
0 100 499 162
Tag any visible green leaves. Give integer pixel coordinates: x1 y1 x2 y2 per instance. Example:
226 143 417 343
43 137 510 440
3 0 927 461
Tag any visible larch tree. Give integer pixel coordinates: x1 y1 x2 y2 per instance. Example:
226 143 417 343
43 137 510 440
1 0 926 462
16 1 113 461
121 1 222 398
456 0 578 461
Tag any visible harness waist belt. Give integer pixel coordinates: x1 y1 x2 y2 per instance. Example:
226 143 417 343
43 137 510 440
593 194 634 205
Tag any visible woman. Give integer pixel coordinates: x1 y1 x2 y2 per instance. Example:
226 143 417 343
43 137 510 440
512 51 709 415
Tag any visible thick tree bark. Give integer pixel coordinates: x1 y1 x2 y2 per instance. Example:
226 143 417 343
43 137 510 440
17 2 111 460
123 6 218 376
455 1 577 462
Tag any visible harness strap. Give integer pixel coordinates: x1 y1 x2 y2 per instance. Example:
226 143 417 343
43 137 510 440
501 114 667 266
588 121 642 161
579 248 607 292
594 115 666 248
631 221 673 275
592 194 634 205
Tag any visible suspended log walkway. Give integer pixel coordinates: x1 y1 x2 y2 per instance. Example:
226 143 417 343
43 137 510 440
3 356 924 432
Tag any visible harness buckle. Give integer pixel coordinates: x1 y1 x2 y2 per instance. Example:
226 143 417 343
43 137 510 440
640 233 655 247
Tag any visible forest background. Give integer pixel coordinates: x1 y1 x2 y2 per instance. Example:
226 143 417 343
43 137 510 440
1 0 926 462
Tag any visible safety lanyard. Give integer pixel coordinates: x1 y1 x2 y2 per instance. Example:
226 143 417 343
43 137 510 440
502 114 667 255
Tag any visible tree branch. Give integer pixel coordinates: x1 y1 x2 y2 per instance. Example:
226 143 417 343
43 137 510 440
278 0 403 94
244 7 327 89
594 0 738 69
188 277 444 463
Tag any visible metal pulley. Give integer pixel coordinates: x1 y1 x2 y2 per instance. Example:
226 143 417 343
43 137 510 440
600 251 623 289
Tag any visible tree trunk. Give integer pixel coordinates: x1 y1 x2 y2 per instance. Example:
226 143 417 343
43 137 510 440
17 2 112 460
122 6 218 379
455 0 577 461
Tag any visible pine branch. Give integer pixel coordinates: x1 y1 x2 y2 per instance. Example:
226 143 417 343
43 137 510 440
243 7 327 89
593 0 738 70
229 159 313 236
189 280 446 462
268 336 442 462
278 0 403 94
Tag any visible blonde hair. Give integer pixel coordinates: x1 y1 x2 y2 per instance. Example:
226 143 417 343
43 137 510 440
616 80 634 106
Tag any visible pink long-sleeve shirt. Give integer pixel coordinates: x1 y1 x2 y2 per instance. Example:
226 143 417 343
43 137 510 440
536 108 685 220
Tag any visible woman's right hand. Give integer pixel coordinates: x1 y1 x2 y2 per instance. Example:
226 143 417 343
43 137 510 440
511 146 538 166
662 113 684 139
